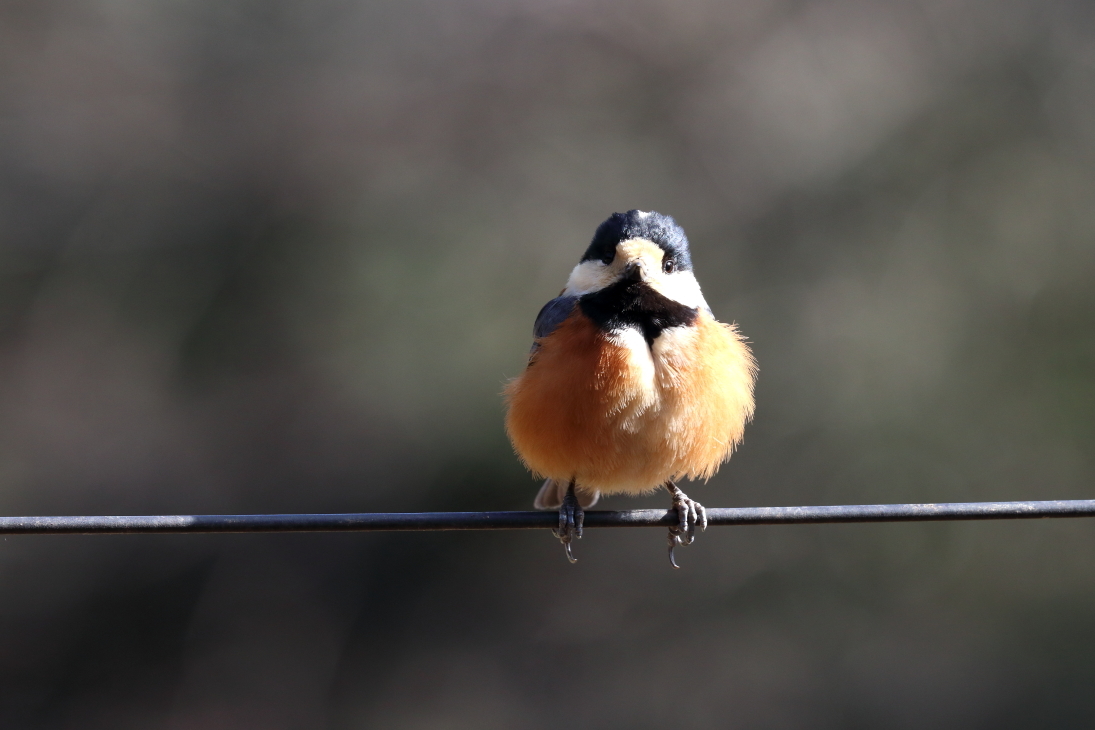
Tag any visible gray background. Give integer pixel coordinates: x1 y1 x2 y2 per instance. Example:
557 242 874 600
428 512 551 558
2 0 1095 726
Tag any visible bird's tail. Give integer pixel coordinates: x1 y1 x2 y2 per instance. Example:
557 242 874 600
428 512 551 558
533 478 599 510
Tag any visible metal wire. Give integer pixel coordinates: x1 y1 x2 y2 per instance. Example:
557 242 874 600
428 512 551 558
0 499 1093 535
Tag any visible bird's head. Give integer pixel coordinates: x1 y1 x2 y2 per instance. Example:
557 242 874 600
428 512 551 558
563 210 708 310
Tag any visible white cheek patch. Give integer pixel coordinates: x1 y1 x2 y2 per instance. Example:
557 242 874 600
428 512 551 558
564 260 614 296
648 270 709 311
563 238 711 313
567 239 665 296
614 239 711 311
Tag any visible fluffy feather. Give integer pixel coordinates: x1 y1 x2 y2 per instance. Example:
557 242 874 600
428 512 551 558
505 309 756 496
533 479 600 509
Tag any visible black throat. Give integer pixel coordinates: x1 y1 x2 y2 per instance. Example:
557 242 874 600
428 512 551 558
579 279 698 346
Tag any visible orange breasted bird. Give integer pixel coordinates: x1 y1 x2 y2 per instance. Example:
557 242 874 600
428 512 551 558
505 210 757 566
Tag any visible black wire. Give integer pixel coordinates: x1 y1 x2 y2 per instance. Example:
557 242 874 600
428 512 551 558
0 499 1093 534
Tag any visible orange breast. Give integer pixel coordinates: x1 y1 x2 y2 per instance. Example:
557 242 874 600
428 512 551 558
504 311 755 495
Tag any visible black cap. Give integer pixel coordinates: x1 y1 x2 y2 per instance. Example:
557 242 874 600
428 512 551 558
580 210 692 271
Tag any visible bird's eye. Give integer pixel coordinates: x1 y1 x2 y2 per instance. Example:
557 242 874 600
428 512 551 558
601 250 615 265
662 257 676 273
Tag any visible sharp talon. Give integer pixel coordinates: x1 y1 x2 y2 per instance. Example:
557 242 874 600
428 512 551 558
553 481 583 564
668 532 681 569
664 481 705 568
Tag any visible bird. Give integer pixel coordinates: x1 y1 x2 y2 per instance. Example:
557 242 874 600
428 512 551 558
505 210 756 567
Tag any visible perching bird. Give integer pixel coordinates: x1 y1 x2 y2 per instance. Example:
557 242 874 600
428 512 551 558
505 210 756 567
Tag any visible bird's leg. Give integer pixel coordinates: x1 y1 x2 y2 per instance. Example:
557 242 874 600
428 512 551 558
551 480 583 564
666 481 707 569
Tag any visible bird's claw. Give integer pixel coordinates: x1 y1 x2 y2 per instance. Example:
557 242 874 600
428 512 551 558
667 482 706 569
552 482 583 563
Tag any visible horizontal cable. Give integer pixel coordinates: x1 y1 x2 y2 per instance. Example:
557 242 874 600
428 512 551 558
0 499 1093 535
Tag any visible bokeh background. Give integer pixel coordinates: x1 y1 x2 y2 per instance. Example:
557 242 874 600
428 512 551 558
2 0 1095 726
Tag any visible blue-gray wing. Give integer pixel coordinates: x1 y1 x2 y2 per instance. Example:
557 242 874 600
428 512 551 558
530 295 577 356
534 295 577 339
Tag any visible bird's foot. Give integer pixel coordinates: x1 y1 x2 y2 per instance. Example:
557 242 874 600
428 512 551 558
552 482 583 564
667 482 707 569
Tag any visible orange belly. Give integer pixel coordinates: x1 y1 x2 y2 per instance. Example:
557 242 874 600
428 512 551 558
504 311 756 496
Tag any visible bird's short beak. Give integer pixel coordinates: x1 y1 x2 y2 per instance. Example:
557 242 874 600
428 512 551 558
622 261 643 283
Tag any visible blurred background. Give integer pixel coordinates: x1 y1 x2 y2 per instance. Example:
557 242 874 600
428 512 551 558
1 0 1095 726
